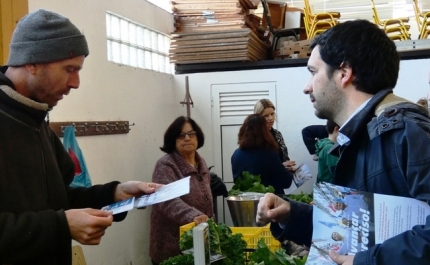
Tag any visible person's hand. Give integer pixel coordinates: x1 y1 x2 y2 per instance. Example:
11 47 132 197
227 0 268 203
193 215 209 225
283 160 296 172
65 208 114 245
256 193 291 226
329 251 354 265
114 181 163 202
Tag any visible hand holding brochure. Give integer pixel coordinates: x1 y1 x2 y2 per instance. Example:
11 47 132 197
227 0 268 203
101 176 190 215
307 182 430 264
283 163 313 195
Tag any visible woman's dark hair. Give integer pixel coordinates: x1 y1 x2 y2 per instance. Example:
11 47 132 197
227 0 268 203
160 116 205 153
238 114 278 151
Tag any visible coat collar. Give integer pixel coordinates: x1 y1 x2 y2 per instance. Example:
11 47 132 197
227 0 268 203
0 68 49 124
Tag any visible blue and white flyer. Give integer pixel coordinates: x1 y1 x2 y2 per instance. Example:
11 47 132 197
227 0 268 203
307 182 430 264
102 176 190 215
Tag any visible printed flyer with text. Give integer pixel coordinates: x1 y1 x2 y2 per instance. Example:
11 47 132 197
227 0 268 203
307 182 430 264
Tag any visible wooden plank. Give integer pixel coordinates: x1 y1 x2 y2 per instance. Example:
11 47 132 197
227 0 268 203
248 43 267 60
239 0 258 10
173 56 251 64
176 17 245 24
171 28 250 38
171 36 250 46
176 22 246 28
171 49 248 59
171 43 248 53
175 14 244 21
171 40 250 49
172 56 252 65
172 2 241 9
176 19 245 27
175 24 247 32
174 9 243 15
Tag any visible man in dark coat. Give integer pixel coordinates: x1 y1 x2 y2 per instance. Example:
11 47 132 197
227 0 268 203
0 9 162 265
256 19 430 265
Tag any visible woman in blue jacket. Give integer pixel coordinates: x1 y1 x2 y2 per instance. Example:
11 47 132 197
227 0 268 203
231 114 293 195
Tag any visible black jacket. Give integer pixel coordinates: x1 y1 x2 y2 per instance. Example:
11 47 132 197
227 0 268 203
0 68 125 265
273 89 430 265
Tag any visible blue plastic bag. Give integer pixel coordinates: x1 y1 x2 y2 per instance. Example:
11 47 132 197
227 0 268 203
62 126 92 188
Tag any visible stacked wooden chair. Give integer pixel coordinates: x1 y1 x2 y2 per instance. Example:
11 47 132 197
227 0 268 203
412 0 430 39
303 0 340 39
370 0 411 41
260 0 301 56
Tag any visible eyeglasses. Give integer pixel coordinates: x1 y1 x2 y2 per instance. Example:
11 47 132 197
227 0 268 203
177 130 197 139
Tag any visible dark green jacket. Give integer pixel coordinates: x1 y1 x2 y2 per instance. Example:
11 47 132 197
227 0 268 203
315 138 338 183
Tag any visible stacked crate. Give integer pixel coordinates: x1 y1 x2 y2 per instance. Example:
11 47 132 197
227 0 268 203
170 0 271 64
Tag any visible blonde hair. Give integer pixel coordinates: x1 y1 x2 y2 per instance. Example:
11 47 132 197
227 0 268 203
254 99 275 114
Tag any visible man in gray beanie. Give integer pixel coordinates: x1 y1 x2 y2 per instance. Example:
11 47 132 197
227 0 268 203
0 9 162 265
8 9 89 67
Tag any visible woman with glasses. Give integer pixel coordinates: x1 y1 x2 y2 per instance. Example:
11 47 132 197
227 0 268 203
149 116 213 265
254 99 296 172
231 114 293 195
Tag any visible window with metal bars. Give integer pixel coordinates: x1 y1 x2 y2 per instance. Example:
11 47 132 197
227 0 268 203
106 12 173 74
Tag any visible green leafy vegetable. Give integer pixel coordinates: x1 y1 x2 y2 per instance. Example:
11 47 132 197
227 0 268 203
248 239 307 265
163 218 247 265
229 171 275 196
159 253 194 265
284 192 313 204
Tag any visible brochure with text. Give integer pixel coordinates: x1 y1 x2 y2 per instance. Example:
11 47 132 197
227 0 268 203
307 182 430 264
101 176 190 215
283 163 313 195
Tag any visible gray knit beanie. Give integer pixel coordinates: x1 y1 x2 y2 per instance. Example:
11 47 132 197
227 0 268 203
8 9 89 66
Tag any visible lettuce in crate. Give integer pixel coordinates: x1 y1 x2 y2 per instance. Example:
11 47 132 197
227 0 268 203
228 171 275 196
162 218 247 265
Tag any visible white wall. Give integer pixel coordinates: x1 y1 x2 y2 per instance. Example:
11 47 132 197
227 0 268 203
28 1 177 265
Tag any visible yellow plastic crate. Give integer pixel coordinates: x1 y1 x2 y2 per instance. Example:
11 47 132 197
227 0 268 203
179 223 281 252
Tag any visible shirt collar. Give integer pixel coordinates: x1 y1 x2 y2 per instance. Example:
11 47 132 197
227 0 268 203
337 97 372 146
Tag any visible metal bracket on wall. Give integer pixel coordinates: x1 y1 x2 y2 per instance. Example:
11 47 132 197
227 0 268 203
395 39 430 51
49 121 135 137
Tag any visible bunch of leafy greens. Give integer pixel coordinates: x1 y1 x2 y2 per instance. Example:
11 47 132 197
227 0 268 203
159 253 193 265
284 192 313 204
161 219 247 265
228 171 275 196
248 239 307 265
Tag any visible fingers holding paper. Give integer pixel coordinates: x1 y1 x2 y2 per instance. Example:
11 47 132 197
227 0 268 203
329 250 354 265
66 208 114 245
114 181 163 202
